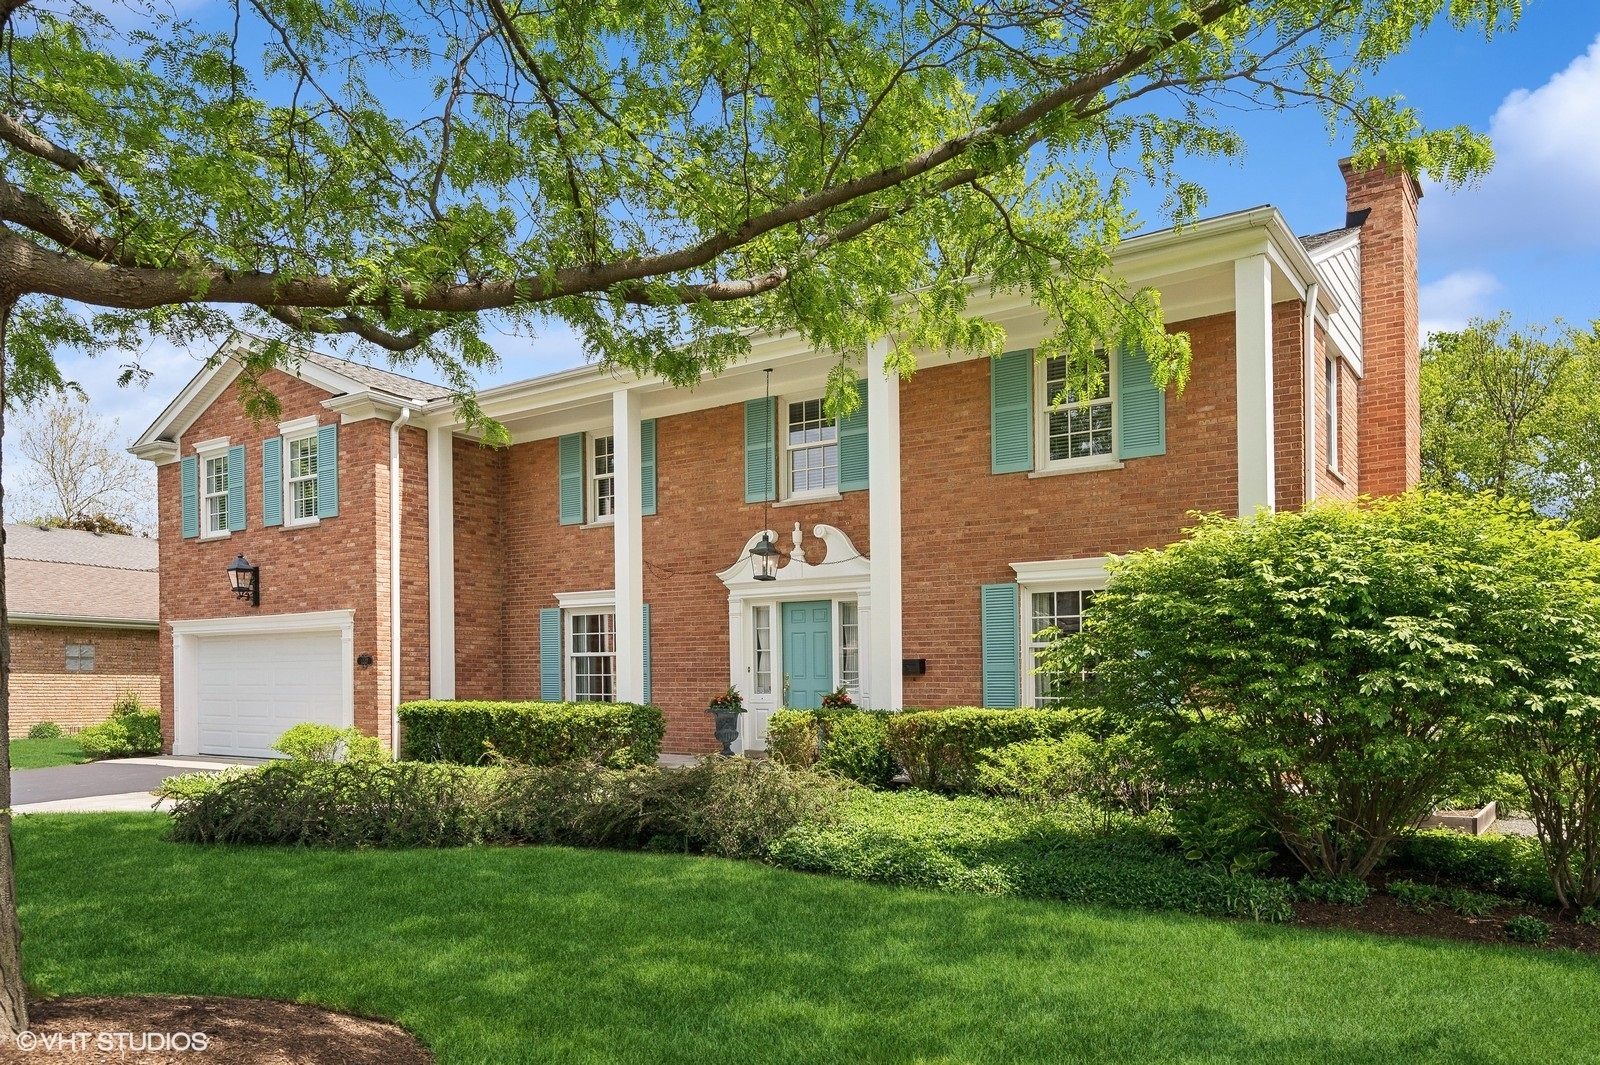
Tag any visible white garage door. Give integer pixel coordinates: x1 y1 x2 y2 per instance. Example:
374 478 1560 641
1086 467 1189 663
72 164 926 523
196 630 345 757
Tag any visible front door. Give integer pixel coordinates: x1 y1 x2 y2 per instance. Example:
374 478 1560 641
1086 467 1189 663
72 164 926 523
782 600 833 709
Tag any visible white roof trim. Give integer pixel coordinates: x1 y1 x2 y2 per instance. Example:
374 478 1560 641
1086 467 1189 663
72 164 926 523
9 613 158 630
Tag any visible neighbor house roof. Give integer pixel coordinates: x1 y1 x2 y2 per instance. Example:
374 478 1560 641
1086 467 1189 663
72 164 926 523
4 524 158 627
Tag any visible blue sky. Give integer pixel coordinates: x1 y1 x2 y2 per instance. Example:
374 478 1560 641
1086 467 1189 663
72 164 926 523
14 0 1600 501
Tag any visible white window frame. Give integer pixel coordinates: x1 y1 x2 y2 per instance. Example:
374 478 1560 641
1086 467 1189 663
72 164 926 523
1011 558 1109 709
281 417 322 528
838 600 861 696
1036 351 1116 472
555 590 617 703
752 604 774 696
1324 355 1340 474
566 610 617 703
781 393 840 500
194 437 231 540
589 432 616 525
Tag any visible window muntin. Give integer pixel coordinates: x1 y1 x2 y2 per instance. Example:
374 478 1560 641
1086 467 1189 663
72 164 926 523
568 611 616 702
64 643 94 673
839 601 860 694
1043 356 1113 464
752 605 773 696
1324 356 1340 473
287 433 319 523
1029 589 1095 707
591 434 616 521
202 454 229 535
786 398 838 496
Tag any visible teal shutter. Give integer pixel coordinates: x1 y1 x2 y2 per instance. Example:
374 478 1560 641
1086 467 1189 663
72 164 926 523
226 445 246 531
980 583 1022 708
540 608 563 700
1117 345 1167 458
640 419 658 516
837 378 870 492
744 397 776 503
990 351 1033 473
642 603 653 704
315 422 340 518
180 455 199 538
558 433 583 525
261 437 283 527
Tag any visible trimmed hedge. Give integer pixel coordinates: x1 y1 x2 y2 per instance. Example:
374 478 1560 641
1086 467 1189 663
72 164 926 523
886 707 1089 791
767 708 897 787
768 789 1293 922
398 700 664 767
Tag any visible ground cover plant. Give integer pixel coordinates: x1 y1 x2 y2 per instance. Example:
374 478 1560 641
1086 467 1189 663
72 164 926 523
17 813 1600 1065
7 737 87 770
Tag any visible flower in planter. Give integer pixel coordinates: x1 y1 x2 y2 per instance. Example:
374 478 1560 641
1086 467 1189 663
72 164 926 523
820 686 855 711
708 686 746 713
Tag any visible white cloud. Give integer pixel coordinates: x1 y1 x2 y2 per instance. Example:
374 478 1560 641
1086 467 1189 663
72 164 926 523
1420 269 1503 337
1422 33 1600 254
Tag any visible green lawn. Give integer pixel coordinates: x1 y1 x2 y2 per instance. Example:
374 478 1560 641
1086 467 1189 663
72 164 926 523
15 813 1600 1065
9 736 88 769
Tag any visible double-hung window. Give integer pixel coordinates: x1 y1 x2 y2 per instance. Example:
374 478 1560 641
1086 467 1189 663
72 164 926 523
568 611 617 702
785 397 838 497
1028 589 1096 707
286 432 320 524
1041 354 1113 466
202 453 230 537
591 434 616 521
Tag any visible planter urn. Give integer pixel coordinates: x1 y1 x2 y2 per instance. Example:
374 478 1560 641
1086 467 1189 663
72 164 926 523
707 708 742 756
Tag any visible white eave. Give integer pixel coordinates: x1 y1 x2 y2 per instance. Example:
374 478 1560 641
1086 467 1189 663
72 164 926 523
9 612 158 630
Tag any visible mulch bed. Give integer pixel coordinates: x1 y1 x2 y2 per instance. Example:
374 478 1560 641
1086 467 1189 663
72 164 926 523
1293 894 1600 953
1 996 431 1064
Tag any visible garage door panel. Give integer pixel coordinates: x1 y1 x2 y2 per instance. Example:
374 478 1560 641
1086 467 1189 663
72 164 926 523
196 629 345 757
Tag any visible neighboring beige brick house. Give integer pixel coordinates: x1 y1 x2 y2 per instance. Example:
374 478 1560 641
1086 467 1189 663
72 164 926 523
133 159 1422 759
4 523 160 736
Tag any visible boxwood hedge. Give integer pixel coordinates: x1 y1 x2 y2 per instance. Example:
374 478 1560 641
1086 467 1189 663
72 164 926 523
885 707 1089 791
398 700 663 767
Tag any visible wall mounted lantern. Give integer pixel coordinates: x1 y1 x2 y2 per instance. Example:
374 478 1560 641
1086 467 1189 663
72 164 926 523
227 554 260 607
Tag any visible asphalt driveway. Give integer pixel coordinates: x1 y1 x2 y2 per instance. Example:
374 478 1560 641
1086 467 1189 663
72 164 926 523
11 755 262 812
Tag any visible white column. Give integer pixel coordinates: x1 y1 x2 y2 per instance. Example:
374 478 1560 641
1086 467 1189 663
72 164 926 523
612 388 645 703
1234 253 1276 515
426 425 456 699
865 338 904 710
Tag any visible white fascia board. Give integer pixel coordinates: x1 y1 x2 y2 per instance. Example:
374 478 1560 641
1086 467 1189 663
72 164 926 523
10 614 158 630
169 608 355 638
130 439 180 465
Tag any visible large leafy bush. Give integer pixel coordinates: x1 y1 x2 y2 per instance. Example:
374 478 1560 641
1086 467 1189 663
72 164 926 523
1046 493 1595 879
766 708 897 787
398 700 664 767
885 708 1086 792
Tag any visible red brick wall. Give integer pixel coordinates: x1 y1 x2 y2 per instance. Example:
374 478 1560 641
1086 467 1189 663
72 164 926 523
1313 325 1362 502
453 438 505 699
157 369 421 749
899 313 1239 708
1273 298 1307 512
1344 159 1422 496
8 624 160 735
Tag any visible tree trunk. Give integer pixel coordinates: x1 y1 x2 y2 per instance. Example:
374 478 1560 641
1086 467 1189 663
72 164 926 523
0 297 29 1036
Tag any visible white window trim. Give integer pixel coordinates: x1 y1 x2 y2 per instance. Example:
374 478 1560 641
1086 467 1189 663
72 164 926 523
1324 355 1341 476
282 425 322 529
588 432 616 526
565 605 618 704
780 392 840 501
195 438 232 541
1035 352 1117 472
1011 558 1110 709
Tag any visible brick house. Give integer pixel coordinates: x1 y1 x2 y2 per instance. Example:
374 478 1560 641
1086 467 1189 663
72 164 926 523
4 523 160 736
132 160 1420 758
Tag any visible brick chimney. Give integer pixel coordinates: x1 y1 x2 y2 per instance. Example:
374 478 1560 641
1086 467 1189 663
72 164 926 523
1340 157 1422 496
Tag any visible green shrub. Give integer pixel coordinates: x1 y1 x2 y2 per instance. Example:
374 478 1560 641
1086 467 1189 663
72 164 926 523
25 721 61 740
273 723 388 763
155 766 257 801
1291 874 1370 906
398 700 664 767
764 708 896 788
1047 493 1577 879
79 710 161 759
767 790 1293 922
1505 914 1552 943
766 710 821 769
1387 878 1504 917
1394 829 1553 904
976 733 1164 818
886 707 1088 792
1578 906 1600 927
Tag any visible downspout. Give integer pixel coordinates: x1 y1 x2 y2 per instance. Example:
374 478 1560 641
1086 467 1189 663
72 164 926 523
1303 282 1320 505
390 406 412 758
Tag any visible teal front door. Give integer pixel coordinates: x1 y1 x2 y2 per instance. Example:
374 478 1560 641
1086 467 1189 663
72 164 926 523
782 600 833 709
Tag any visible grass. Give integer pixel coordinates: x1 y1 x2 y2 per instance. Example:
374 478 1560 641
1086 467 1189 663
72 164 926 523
16 813 1600 1065
9 736 88 769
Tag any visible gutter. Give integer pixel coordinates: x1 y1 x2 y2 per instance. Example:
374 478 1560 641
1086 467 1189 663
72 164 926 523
390 406 412 757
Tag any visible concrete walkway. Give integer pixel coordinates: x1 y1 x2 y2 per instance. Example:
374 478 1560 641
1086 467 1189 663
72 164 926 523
11 755 262 814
